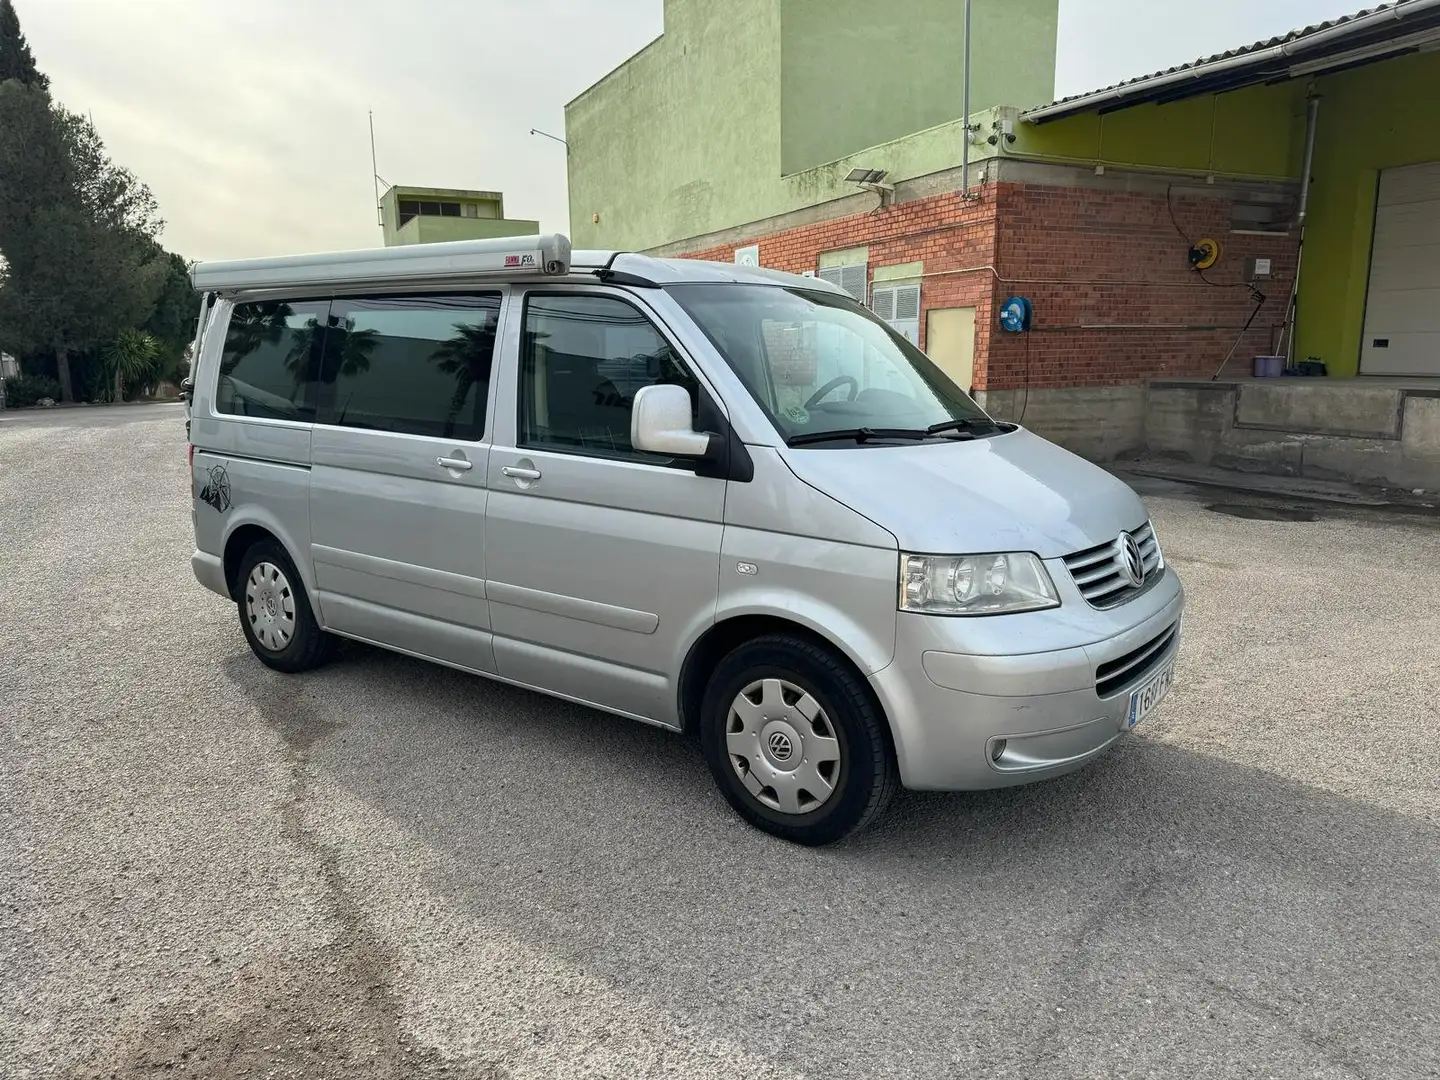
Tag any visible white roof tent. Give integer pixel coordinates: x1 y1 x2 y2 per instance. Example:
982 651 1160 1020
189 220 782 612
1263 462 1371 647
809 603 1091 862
190 233 848 297
191 234 574 294
1023 0 1440 123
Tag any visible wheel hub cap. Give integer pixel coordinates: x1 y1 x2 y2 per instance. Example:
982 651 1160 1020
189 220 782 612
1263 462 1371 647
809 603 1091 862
726 677 842 815
244 561 297 653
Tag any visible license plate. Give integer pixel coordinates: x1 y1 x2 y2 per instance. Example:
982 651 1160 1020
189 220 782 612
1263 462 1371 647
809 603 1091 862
1127 660 1175 729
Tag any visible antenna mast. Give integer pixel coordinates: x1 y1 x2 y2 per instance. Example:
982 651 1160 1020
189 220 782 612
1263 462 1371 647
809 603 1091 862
369 110 382 229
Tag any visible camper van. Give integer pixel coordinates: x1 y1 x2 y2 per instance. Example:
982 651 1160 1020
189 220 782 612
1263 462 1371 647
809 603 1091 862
184 234 1182 844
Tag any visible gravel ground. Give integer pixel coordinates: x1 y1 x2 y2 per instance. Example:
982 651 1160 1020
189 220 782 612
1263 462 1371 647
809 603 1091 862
1 404 1437 1079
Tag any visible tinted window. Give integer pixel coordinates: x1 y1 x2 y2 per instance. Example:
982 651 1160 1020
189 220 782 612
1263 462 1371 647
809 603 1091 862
216 300 327 422
319 294 500 441
520 293 698 459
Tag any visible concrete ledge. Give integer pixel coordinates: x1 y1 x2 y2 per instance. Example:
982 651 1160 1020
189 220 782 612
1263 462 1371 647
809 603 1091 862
1234 382 1402 440
1143 379 1440 492
976 386 1145 462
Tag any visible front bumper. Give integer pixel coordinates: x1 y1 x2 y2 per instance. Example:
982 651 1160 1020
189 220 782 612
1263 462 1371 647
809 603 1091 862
871 570 1184 791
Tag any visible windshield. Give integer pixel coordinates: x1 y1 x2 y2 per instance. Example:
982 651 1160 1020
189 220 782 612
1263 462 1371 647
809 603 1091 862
667 283 992 445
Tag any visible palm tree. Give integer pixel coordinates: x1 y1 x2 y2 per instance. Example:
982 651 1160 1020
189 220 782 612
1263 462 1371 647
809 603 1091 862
433 322 496 434
101 328 160 402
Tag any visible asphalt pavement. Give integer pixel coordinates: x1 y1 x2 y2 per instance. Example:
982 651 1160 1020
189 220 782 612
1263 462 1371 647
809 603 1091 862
2 404 1437 1079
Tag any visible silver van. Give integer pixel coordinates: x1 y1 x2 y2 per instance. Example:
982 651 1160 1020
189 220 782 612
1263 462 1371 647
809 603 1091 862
185 234 1182 845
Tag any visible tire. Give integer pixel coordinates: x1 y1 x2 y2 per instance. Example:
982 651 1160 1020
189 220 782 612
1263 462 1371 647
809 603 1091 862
234 539 335 673
700 633 898 846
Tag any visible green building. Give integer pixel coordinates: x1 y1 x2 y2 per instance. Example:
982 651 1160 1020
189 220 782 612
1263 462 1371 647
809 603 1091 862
379 186 539 248
565 0 1059 253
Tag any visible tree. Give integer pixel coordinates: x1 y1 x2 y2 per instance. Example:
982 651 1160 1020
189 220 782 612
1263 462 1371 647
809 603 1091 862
0 0 47 90
142 249 197 380
101 327 160 402
0 94 166 400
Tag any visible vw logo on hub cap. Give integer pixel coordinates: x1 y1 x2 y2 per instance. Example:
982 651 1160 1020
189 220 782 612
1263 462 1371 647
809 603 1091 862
767 731 795 761
1119 532 1145 587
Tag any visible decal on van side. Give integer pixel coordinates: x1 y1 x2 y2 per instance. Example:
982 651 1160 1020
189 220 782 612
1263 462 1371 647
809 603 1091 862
199 464 231 513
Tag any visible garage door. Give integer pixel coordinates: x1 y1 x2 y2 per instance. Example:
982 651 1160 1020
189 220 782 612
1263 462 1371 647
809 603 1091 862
1361 161 1440 376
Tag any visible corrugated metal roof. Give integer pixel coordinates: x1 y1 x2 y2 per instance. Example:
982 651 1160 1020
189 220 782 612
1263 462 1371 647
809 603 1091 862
1023 2 1437 121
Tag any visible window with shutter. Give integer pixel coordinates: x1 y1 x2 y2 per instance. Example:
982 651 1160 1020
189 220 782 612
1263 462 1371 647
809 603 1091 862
871 284 922 345
816 263 867 304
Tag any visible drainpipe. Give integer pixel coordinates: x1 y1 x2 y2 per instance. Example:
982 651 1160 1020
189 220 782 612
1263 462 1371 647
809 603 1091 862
961 0 973 197
1281 94 1321 363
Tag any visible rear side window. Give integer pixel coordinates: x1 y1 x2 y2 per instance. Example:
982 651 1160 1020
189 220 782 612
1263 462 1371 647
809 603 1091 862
319 294 501 441
216 300 328 421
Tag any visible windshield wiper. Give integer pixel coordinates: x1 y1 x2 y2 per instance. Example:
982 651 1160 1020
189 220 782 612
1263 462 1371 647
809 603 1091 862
786 427 972 448
926 417 999 436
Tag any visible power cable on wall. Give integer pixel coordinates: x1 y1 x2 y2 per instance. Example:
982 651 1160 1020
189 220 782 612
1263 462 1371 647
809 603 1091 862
1168 183 1270 378
1016 330 1032 425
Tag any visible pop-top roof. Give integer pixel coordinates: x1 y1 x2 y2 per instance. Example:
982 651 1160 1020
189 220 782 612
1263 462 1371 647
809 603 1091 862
1024 1 1440 123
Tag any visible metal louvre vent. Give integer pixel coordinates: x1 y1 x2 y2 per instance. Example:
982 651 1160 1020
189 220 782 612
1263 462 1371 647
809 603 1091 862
1063 521 1163 609
1096 621 1178 699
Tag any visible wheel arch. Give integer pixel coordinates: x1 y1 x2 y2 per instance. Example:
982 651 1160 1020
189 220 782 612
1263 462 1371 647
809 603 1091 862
677 613 894 746
221 518 320 621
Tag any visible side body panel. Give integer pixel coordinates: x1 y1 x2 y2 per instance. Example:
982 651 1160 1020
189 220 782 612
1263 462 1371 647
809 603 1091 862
483 286 728 726
189 297 317 610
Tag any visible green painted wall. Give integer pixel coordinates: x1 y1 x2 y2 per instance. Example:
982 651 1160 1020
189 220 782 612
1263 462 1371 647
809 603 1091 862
393 216 539 246
379 186 535 247
566 0 1054 252
779 0 1055 175
1295 50 1440 377
1013 81 1308 180
1016 51 1440 377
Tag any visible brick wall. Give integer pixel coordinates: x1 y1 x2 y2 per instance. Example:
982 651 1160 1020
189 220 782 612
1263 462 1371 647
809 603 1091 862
679 178 1300 392
987 183 1300 390
683 187 1000 364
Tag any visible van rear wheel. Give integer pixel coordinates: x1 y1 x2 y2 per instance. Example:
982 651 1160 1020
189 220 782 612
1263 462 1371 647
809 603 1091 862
235 540 335 673
700 634 897 846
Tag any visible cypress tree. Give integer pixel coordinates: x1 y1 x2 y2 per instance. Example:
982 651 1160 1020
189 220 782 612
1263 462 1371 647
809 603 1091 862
0 0 48 91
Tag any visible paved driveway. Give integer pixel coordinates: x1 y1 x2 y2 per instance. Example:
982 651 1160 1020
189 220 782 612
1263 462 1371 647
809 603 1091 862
2 405 1436 1079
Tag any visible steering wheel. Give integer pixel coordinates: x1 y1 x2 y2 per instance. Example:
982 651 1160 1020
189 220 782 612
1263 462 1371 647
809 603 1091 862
805 375 859 409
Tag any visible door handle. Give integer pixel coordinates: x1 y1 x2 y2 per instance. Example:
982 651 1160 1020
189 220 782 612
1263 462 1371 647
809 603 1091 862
437 456 473 472
502 465 542 482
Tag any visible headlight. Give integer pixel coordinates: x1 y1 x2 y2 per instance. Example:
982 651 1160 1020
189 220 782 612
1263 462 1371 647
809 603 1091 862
900 552 1060 616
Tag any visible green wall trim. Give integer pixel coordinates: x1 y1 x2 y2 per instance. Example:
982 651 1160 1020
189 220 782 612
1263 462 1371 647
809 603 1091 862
819 246 869 268
873 260 924 282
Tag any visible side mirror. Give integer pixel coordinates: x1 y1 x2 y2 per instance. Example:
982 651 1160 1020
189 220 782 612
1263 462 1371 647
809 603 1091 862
631 383 713 458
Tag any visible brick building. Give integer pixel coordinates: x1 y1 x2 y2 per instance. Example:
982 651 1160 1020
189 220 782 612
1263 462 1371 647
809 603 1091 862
680 173 1300 458
568 1 1440 486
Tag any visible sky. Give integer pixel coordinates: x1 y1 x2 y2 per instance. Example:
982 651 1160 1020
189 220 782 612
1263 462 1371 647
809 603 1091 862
17 0 1366 262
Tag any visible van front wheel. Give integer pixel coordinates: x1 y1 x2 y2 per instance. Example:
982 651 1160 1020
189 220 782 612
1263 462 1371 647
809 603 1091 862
235 540 335 673
700 634 897 845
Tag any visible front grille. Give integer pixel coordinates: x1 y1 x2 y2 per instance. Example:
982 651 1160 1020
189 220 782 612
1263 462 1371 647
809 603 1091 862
1062 521 1163 609
1096 621 1179 699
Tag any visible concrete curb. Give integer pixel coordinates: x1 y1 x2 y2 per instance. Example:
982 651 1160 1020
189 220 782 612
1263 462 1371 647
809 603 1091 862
1113 457 1440 512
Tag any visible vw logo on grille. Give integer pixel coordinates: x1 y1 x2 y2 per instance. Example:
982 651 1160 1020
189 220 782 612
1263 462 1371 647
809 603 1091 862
1118 532 1145 587
767 731 795 761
